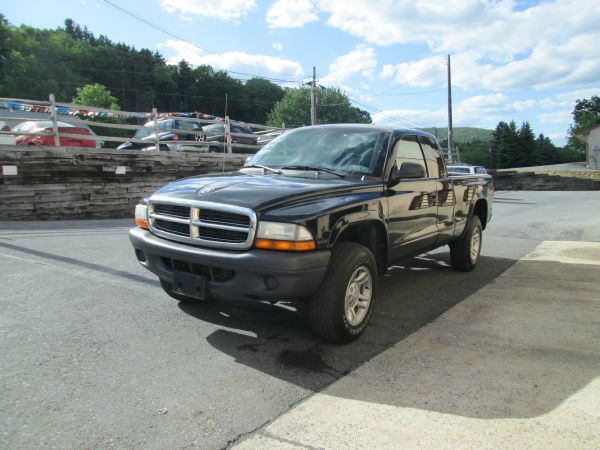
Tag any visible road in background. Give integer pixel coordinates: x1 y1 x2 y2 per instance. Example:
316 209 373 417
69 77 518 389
1 192 599 448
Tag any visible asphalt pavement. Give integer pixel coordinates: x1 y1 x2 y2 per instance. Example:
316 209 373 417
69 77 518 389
1 191 599 449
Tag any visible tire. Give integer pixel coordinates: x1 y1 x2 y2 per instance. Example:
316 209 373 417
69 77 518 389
208 146 222 153
159 279 210 304
449 215 482 272
308 242 377 344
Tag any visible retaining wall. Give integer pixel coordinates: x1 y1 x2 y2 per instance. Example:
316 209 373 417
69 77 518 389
494 170 600 191
0 146 246 220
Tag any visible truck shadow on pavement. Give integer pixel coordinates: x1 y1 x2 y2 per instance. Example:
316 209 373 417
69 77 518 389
175 252 600 419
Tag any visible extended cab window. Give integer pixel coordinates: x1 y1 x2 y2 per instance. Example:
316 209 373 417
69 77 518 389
393 135 427 177
419 135 446 178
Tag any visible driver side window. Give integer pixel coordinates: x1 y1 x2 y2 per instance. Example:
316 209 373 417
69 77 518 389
392 135 428 177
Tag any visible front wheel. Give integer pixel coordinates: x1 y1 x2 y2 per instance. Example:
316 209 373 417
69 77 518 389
449 215 482 272
308 242 377 344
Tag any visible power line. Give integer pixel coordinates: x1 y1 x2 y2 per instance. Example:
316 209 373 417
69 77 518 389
101 0 303 84
372 87 447 97
349 97 423 129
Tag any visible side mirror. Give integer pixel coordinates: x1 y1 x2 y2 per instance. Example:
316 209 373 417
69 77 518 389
388 162 426 187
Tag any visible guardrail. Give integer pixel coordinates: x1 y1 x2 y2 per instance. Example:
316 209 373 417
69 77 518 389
0 94 285 154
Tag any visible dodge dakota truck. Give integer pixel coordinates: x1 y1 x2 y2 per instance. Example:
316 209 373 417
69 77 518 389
130 124 493 343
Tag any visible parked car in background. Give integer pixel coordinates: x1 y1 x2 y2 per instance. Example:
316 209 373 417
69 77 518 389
202 122 258 153
0 121 16 145
447 163 489 175
13 120 100 148
256 129 286 146
118 118 204 152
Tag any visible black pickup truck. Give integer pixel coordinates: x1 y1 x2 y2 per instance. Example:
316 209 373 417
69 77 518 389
130 125 493 343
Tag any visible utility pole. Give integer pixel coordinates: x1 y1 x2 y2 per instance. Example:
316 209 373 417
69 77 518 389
447 54 455 162
310 66 317 125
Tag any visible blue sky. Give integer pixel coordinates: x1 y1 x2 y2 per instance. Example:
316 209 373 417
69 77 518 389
4 0 599 145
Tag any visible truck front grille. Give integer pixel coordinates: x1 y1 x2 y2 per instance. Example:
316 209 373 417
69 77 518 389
154 203 190 219
154 219 190 236
148 200 256 250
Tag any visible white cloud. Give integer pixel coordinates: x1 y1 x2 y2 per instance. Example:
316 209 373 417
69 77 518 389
272 42 284 51
267 0 318 28
157 40 304 81
320 45 377 87
538 110 572 124
160 0 256 21
315 0 600 91
372 93 534 129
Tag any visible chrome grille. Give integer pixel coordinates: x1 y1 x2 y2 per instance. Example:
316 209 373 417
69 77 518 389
148 198 256 250
154 203 190 219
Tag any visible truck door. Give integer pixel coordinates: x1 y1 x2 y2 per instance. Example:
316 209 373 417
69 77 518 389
386 134 438 260
419 135 456 244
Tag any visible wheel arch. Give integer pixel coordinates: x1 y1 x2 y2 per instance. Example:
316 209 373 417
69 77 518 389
472 198 488 230
330 219 388 275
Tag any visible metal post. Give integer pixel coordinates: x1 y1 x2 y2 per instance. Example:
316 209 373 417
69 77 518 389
152 107 159 150
49 94 60 147
224 116 233 154
310 66 317 126
447 55 454 163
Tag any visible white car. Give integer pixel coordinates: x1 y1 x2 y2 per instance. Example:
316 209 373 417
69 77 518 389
447 163 489 175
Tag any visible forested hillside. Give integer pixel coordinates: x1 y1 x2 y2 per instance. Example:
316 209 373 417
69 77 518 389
0 16 284 123
420 127 493 143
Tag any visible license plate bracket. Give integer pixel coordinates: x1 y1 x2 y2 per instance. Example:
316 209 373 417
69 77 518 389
172 271 208 300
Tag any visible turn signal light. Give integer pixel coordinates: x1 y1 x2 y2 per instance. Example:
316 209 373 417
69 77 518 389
135 217 149 229
255 238 316 251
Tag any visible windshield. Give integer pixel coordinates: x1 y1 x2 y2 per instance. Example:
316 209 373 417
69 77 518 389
133 120 174 139
247 128 390 177
448 167 471 174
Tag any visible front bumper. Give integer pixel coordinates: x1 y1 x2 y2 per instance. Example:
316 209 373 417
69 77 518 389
129 227 330 301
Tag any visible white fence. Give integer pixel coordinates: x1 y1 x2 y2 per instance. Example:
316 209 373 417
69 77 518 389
0 95 284 154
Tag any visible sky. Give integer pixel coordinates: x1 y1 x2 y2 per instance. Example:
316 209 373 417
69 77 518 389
3 0 600 145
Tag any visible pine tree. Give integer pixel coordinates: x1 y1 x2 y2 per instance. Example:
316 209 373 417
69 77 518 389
517 121 535 167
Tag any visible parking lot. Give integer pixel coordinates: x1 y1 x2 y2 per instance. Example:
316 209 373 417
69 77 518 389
1 191 599 448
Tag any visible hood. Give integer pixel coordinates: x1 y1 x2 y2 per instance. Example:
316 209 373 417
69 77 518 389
151 171 370 211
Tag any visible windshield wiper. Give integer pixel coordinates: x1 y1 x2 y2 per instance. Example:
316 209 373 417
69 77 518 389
281 165 345 178
243 164 283 175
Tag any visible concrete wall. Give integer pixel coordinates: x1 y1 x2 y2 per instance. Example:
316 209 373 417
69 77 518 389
0 145 246 220
495 170 600 191
588 127 600 170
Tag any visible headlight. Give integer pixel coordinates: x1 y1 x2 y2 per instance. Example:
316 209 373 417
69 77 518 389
135 203 149 229
255 221 316 251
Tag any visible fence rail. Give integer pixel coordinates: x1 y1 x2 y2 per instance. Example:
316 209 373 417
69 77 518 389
0 94 285 154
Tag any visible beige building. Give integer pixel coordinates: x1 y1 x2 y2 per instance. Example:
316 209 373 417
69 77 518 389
576 124 600 170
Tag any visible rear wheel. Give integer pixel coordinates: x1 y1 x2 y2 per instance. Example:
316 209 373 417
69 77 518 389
450 215 482 272
160 279 211 304
308 242 377 344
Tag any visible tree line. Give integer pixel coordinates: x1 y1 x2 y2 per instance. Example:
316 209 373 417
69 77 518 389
0 17 285 123
0 16 370 127
440 95 599 169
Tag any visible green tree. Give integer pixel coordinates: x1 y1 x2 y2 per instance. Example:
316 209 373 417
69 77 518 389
267 87 371 127
517 121 535 166
238 78 284 124
490 121 520 169
533 133 559 165
0 17 289 123
72 83 119 109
